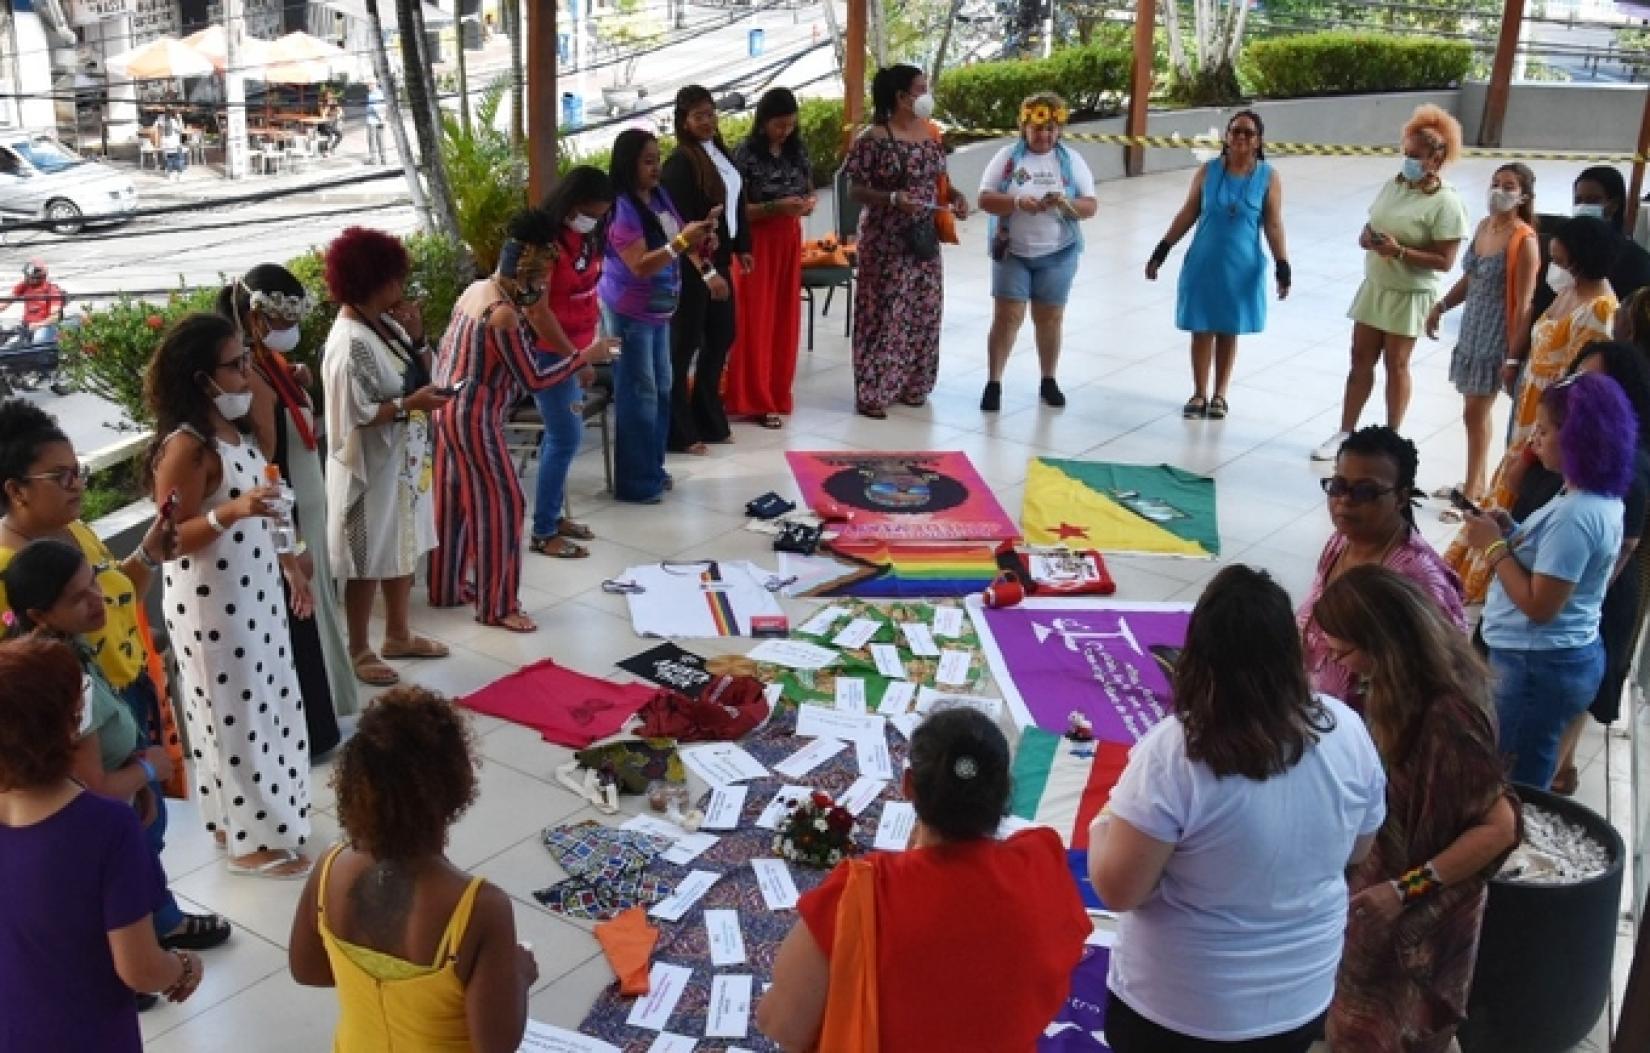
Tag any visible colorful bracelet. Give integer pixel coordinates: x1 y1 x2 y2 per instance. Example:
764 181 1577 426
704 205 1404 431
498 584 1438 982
1393 861 1443 905
1484 538 1510 564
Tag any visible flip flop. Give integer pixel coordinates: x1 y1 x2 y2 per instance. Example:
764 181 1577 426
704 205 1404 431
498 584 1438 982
1208 395 1229 420
227 849 312 881
557 518 596 540
759 414 784 429
531 535 590 559
380 635 450 660
351 650 399 686
478 610 538 633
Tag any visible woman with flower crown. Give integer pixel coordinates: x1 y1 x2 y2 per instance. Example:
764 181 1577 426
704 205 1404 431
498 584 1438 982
1146 109 1292 421
975 92 1098 413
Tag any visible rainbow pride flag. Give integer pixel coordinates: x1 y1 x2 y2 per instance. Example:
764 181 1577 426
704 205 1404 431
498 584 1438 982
785 541 1002 598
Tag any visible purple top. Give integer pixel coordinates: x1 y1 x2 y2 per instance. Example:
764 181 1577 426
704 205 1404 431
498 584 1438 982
0 791 162 1053
1298 528 1469 709
598 190 684 324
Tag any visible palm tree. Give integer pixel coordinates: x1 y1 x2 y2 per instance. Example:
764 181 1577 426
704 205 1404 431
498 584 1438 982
394 0 462 240
362 0 433 231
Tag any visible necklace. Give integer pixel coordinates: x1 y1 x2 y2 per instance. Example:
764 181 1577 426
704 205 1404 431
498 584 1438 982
1217 162 1257 218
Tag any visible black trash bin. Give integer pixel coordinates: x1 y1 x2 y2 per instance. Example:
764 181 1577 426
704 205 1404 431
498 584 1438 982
1459 784 1624 1053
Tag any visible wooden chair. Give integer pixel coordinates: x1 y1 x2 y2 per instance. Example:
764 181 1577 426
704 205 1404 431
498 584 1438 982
800 166 862 351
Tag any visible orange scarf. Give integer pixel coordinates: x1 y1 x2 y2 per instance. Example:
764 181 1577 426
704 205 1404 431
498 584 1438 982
818 860 880 1052
253 345 316 451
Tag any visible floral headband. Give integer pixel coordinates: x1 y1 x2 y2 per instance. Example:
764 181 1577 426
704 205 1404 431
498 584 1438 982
243 283 313 323
1020 102 1069 128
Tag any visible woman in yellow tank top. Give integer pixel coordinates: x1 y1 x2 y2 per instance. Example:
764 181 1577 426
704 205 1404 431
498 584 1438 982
287 687 539 1051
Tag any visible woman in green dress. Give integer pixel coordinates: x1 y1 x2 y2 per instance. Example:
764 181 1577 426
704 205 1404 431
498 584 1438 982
1314 105 1469 461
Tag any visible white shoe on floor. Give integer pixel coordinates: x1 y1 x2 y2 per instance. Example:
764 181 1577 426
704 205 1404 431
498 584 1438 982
1311 431 1350 461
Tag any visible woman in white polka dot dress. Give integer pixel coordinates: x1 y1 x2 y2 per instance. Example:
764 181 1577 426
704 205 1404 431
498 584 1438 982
146 314 317 880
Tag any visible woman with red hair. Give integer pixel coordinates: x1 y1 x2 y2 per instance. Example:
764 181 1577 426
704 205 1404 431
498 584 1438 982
319 227 453 688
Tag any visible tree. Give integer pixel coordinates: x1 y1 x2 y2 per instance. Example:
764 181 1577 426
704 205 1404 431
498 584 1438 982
508 0 524 146
395 0 462 240
363 0 433 231
1159 0 1249 105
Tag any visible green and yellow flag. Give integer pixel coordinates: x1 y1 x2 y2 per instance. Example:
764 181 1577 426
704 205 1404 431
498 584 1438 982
1020 458 1220 557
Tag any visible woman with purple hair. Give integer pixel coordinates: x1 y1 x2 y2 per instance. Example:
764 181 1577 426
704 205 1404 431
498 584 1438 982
1462 371 1637 788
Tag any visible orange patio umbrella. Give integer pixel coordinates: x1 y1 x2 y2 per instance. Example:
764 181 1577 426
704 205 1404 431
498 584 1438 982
105 36 215 81
180 26 275 76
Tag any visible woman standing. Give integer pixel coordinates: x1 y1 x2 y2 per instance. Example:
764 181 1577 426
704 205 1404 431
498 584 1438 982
428 208 615 633
1463 372 1636 788
1298 427 1467 711
1088 565 1387 1051
1314 105 1469 459
1424 165 1540 519
976 92 1098 412
663 85 751 454
600 129 717 504
845 64 970 419
529 166 614 557
727 88 815 429
1146 110 1290 420
1314 566 1519 1053
147 312 316 879
1444 216 1620 602
320 227 453 687
220 265 354 758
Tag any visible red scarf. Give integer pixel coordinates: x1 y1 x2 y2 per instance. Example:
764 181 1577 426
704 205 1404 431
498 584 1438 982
253 345 316 451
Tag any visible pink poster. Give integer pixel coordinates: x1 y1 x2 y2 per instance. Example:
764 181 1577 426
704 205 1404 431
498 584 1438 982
785 451 1021 542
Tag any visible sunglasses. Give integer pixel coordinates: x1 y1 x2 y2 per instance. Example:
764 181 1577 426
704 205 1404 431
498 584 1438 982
1228 128 1259 139
1321 477 1397 503
25 464 90 490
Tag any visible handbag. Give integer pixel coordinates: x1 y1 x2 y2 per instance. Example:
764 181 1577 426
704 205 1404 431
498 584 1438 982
905 215 941 260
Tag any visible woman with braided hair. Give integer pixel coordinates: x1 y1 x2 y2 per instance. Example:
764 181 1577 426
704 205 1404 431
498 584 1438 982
1297 426 1467 712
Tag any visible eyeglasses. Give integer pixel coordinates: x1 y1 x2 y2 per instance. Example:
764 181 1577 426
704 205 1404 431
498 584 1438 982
25 464 90 490
216 351 251 374
1321 476 1396 503
1228 128 1258 139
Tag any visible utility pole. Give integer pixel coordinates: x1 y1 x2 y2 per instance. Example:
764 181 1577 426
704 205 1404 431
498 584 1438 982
223 0 249 179
527 0 559 201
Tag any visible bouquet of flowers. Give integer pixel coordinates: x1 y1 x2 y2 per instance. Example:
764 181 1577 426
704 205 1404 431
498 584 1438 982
774 791 857 869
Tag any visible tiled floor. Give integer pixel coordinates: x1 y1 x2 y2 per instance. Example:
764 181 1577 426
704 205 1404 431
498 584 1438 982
140 154 1636 1050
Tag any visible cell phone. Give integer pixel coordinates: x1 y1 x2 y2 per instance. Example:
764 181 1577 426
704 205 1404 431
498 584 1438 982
441 378 469 396
1449 488 1481 515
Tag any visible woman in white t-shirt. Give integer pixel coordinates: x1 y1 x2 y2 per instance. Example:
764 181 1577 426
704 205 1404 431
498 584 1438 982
975 92 1097 413
1089 564 1387 1052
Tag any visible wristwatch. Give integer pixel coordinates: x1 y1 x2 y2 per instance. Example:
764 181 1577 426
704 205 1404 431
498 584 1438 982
392 396 409 423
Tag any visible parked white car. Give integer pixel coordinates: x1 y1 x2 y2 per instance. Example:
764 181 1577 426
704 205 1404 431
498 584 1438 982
0 134 138 234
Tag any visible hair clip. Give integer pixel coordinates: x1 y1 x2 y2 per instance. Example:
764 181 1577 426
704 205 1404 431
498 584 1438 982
1 610 14 628
953 755 979 780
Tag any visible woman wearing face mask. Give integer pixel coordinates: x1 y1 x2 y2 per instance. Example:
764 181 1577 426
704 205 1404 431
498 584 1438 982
1445 216 1620 603
1527 167 1650 336
1424 164 1541 521
846 65 970 419
147 312 317 879
427 208 617 633
662 84 751 454
976 92 1099 413
319 227 453 687
218 265 353 760
1146 109 1289 421
1314 105 1469 461
527 166 614 558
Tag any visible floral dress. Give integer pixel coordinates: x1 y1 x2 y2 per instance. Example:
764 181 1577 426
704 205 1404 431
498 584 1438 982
845 131 947 411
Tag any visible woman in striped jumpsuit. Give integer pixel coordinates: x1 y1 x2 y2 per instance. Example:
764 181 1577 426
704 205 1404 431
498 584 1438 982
428 209 618 632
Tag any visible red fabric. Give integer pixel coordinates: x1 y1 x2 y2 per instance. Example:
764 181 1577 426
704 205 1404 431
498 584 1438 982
458 658 653 747
724 216 802 416
636 674 770 741
547 227 602 350
799 828 1090 1050
14 280 64 326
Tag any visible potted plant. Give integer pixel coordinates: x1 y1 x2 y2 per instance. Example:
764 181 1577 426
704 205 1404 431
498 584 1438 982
600 0 662 115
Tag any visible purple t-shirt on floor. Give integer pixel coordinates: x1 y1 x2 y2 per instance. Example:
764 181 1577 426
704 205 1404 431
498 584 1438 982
598 190 684 324
0 791 162 1053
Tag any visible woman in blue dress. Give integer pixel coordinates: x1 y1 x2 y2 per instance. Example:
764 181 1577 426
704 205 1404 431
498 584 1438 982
1146 110 1291 420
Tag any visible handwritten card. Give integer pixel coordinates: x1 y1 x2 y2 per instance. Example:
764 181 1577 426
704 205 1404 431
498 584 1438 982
756 786 812 829
678 743 768 786
773 737 848 779
855 736 895 782
832 617 880 650
626 962 693 1029
879 680 917 715
705 909 747 966
648 871 721 923
517 1020 620 1053
916 686 1003 720
701 785 748 831
838 776 888 816
797 605 850 636
706 974 754 1039
873 802 917 851
933 606 965 638
662 832 719 866
870 643 907 679
834 677 868 713
900 622 940 657
644 1034 696 1053
890 712 922 740
747 638 839 670
795 704 884 743
751 858 801 910
935 649 973 686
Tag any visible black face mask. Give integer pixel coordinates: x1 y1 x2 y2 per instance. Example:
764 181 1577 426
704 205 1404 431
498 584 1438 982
510 284 544 308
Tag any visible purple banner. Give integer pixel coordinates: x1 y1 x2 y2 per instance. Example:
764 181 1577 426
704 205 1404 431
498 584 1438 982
1040 944 1113 1051
979 602 1191 738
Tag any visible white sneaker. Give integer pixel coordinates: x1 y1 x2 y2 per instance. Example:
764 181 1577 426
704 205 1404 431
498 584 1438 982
1311 431 1350 461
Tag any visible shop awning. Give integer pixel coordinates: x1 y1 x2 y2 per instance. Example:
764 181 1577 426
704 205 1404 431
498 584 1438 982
315 0 454 32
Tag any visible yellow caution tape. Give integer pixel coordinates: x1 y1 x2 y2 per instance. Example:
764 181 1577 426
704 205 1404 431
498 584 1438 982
946 128 1647 165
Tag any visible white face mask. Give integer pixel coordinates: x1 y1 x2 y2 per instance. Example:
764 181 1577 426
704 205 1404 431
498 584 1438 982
912 92 936 120
567 213 599 235
261 324 300 353
210 380 254 420
1548 261 1576 293
1573 203 1607 220
1487 188 1521 215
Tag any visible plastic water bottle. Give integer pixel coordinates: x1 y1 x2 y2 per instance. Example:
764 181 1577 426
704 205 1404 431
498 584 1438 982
262 463 297 555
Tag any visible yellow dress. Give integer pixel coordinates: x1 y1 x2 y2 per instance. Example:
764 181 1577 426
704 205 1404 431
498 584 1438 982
1445 292 1617 602
318 846 485 1053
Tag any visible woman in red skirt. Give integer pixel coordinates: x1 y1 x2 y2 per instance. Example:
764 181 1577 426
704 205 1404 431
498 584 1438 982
727 88 816 429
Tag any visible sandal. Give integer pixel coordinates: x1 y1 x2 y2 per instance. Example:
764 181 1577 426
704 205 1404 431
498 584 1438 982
1551 764 1580 797
857 403 887 420
351 650 399 687
1439 507 1464 524
1183 395 1208 419
1208 395 1229 420
759 414 784 429
163 912 233 951
380 635 450 660
557 518 595 540
479 610 538 633
898 395 927 408
1432 484 1463 500
531 535 590 559
227 849 312 881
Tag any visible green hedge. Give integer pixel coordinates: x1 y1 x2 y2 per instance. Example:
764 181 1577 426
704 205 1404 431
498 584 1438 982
935 42 1130 130
1241 32 1473 98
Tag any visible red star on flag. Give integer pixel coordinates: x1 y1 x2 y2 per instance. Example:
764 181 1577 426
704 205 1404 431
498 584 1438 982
1049 522 1089 540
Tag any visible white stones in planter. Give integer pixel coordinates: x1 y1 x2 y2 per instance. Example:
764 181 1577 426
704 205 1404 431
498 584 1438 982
1496 803 1611 884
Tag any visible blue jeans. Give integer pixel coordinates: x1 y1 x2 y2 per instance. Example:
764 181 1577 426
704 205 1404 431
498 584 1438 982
164 149 186 174
118 673 183 935
604 307 672 502
532 368 583 539
1489 639 1605 788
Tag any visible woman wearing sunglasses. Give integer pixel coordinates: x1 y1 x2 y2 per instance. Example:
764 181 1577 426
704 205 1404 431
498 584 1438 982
1298 426 1468 710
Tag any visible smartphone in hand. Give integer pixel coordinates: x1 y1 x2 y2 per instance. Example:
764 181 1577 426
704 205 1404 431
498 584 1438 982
1449 488 1481 516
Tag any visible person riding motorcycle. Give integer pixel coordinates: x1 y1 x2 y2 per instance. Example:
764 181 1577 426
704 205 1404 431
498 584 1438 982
2 261 66 351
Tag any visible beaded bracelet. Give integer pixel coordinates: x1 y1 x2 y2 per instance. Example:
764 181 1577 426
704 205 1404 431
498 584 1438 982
1484 538 1510 566
1393 861 1443 906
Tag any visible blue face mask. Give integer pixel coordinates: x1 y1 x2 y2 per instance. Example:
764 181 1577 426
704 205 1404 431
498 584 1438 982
1573 203 1607 220
1401 157 1426 183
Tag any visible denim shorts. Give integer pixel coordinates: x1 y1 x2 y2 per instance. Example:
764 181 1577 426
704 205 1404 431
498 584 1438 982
991 240 1082 306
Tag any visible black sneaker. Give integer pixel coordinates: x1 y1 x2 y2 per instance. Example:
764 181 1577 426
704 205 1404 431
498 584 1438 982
1040 377 1066 408
980 381 1002 412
